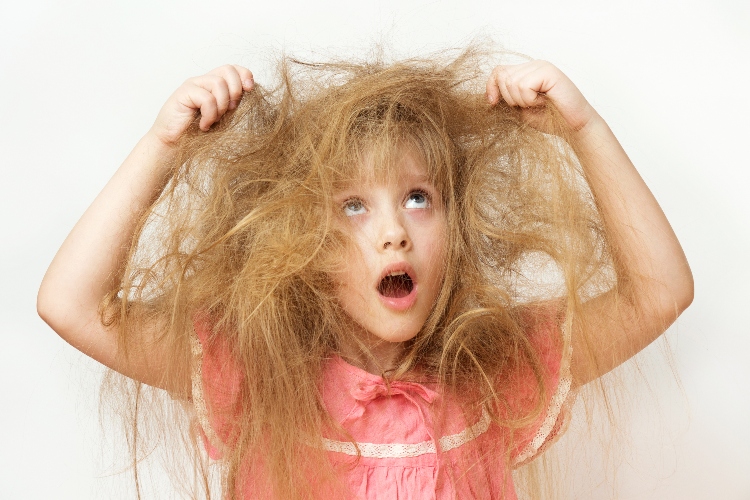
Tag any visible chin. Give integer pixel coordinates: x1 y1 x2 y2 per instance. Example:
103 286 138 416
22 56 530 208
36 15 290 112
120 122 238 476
373 323 422 343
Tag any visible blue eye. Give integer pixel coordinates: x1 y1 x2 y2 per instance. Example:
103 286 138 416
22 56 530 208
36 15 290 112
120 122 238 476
404 191 429 209
343 198 366 216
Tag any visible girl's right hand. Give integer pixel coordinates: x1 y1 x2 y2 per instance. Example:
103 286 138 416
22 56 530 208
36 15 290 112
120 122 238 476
150 65 255 146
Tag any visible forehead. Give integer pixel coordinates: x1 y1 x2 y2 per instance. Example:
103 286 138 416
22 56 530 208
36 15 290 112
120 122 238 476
333 144 435 191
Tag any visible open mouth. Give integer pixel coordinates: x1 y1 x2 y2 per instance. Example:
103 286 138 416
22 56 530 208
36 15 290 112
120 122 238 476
378 271 414 298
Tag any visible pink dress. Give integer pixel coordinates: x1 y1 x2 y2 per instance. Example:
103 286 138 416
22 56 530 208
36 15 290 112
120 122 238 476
191 312 575 499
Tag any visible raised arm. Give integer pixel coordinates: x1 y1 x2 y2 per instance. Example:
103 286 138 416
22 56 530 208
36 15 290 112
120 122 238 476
487 61 694 386
37 65 254 393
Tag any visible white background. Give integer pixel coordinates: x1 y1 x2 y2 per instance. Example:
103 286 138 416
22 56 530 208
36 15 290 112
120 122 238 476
2 0 749 498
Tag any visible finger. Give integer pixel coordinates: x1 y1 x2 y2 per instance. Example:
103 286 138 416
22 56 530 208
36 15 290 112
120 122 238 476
489 66 515 105
232 65 254 92
520 61 563 104
208 74 232 117
517 64 554 107
188 74 233 123
211 65 250 110
502 64 538 107
182 85 219 131
495 68 516 107
506 72 527 108
518 75 547 107
486 71 501 105
504 63 549 108
506 63 536 93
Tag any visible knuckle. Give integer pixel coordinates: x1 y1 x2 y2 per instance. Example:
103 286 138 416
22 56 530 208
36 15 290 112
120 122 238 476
221 65 238 78
208 76 229 93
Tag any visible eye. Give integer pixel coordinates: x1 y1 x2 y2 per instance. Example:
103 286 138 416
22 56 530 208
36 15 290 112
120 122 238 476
343 198 366 216
404 190 430 209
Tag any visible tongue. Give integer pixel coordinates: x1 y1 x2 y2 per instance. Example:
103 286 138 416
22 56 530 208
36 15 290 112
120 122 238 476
379 274 413 298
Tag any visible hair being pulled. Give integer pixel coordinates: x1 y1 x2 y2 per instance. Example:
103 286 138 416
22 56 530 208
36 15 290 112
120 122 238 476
105 45 614 499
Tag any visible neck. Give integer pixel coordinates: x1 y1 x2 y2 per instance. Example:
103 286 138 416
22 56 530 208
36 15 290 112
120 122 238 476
338 320 407 376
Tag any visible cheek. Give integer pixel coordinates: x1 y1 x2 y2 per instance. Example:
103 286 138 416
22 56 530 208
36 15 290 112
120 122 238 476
430 226 449 283
428 220 448 259
414 231 447 292
337 216 376 259
333 245 369 293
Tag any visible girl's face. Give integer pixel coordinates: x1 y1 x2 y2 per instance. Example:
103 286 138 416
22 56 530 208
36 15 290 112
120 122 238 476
332 148 447 357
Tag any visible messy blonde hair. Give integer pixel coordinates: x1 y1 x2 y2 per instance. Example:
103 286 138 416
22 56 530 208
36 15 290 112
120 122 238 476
106 45 617 499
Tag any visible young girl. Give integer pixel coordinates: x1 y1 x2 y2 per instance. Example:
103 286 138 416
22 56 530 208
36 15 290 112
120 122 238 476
38 48 693 499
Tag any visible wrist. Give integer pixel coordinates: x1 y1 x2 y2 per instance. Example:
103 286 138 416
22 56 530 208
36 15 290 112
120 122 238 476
143 127 182 153
569 112 611 148
123 131 181 184
140 130 184 175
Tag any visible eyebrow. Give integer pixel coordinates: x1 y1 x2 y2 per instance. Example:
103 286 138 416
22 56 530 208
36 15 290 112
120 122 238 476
332 168 434 192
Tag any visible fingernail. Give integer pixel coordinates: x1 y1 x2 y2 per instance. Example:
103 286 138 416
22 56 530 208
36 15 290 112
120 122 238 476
229 100 238 110
243 78 253 89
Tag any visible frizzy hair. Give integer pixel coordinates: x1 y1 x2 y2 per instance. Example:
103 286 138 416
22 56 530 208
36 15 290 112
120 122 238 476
104 46 615 499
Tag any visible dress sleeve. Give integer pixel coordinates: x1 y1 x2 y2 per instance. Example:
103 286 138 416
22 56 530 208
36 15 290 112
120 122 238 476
501 305 576 468
191 314 244 460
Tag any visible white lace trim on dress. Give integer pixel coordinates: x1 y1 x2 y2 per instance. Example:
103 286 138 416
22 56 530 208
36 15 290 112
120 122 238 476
190 332 222 453
322 407 492 458
512 321 575 465
190 319 574 464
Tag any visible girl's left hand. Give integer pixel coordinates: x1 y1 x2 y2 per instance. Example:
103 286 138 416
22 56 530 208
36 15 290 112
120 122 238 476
486 61 598 134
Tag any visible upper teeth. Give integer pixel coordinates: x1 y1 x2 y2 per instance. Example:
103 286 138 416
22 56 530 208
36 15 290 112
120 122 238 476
388 271 406 277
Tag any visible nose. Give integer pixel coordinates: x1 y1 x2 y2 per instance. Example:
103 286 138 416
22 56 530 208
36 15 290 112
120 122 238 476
378 211 411 251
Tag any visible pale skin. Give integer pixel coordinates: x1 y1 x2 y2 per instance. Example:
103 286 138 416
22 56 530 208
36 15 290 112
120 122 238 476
332 150 448 373
37 65 255 394
485 61 693 384
37 60 693 393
